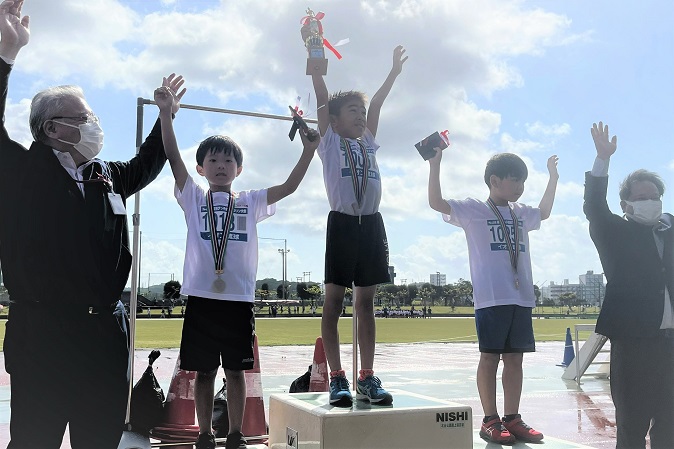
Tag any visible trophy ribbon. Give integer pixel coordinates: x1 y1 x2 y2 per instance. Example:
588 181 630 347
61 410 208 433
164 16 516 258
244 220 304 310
323 38 342 60
207 190 236 292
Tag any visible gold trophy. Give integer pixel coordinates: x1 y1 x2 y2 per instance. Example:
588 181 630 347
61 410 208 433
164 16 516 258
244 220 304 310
301 8 328 76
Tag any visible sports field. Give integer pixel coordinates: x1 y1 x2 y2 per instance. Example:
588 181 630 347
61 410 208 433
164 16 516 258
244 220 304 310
38 316 596 349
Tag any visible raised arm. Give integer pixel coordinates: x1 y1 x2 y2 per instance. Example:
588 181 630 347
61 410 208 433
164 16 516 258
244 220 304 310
584 121 617 223
538 155 559 220
0 0 30 61
427 147 452 215
311 73 330 136
590 121 617 162
366 45 407 138
267 128 320 205
0 0 30 167
154 74 188 192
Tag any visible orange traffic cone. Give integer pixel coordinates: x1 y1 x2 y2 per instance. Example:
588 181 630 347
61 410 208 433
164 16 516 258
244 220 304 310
309 336 329 392
241 335 267 443
151 355 200 447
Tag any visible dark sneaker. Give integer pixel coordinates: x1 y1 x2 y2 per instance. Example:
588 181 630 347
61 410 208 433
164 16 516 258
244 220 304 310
356 375 393 405
480 417 516 445
503 415 544 443
329 375 353 407
225 431 248 449
195 431 216 449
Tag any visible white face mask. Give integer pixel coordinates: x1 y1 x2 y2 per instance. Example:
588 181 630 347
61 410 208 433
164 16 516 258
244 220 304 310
54 120 104 160
625 199 663 225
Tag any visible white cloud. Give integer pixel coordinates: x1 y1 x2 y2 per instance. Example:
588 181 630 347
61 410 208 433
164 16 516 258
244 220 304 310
4 99 32 148
526 121 571 138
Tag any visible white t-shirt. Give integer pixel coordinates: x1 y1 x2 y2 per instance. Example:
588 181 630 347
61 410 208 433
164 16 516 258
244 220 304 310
175 175 275 302
317 124 382 215
443 198 541 309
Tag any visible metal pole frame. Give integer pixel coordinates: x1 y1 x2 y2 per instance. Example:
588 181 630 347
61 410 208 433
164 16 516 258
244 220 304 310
124 99 319 425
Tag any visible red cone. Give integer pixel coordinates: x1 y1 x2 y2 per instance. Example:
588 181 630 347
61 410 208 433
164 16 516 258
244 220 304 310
151 355 200 447
309 336 329 392
242 335 267 442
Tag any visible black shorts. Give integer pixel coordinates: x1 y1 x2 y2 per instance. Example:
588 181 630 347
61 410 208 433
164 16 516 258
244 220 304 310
179 296 255 372
475 305 535 353
324 211 390 287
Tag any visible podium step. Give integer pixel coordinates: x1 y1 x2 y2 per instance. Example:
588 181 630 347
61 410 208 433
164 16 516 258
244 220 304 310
268 390 472 449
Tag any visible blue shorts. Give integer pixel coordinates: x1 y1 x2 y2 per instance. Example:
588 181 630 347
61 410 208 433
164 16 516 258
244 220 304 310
475 305 535 353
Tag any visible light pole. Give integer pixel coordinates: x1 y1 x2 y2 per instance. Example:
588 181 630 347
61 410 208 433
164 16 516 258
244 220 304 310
303 271 311 282
260 237 289 299
278 246 290 299
436 271 441 286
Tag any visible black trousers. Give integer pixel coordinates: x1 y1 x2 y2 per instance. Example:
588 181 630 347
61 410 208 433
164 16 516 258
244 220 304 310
5 301 129 449
610 333 674 449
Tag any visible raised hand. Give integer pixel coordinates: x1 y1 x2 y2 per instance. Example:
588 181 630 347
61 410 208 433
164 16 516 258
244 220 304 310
154 86 174 114
162 73 186 114
299 127 320 153
428 145 443 166
391 45 408 77
590 121 617 160
547 155 559 179
0 0 30 58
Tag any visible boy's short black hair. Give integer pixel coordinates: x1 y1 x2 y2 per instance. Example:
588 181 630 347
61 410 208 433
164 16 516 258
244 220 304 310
619 169 665 200
484 153 528 187
328 90 368 116
196 135 243 167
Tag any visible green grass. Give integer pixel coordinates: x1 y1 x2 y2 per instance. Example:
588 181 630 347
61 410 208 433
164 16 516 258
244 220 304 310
0 316 596 350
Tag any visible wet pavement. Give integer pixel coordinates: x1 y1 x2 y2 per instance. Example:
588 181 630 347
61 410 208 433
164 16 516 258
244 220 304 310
0 341 619 448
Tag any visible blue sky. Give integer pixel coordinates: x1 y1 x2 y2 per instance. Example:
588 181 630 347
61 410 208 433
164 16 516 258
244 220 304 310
5 0 673 289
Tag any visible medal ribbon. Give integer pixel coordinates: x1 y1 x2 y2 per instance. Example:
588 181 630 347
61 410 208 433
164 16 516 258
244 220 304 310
341 137 370 207
207 190 235 274
486 198 520 272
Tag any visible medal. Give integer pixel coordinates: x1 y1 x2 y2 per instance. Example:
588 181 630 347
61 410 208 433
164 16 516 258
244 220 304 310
212 276 226 292
206 190 235 292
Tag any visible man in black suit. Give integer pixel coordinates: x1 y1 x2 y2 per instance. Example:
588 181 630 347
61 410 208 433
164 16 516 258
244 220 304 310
0 1 183 447
584 121 674 449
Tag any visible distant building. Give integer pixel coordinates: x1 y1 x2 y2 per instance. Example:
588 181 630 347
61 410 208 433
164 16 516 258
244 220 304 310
387 266 396 285
541 270 605 305
579 270 605 305
430 273 446 286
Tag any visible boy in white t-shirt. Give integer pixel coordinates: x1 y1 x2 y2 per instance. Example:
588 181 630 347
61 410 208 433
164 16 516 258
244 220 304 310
154 84 319 449
309 46 407 408
428 148 558 444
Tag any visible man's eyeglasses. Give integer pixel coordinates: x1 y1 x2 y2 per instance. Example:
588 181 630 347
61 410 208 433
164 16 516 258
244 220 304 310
51 114 99 124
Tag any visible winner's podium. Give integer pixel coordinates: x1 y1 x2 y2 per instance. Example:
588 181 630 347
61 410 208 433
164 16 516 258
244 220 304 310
268 390 472 449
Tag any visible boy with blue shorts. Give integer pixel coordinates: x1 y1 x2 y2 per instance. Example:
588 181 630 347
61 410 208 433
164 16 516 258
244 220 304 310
309 46 407 407
428 148 558 444
154 85 319 449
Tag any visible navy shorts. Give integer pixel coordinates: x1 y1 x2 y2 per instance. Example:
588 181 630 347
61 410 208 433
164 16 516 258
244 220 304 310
475 305 535 353
324 211 390 287
179 296 255 372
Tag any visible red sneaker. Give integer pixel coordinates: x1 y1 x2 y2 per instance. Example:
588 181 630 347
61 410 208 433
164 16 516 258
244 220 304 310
503 415 544 442
479 417 516 445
